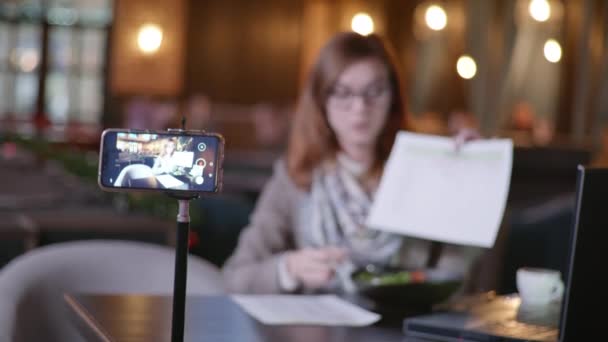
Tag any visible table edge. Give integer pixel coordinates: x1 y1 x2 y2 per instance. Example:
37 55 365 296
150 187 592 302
64 293 114 342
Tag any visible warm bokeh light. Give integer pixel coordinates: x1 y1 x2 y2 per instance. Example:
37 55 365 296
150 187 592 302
351 12 374 36
10 48 40 72
19 49 39 72
425 4 447 31
544 39 562 63
456 55 477 79
137 24 163 54
529 0 551 22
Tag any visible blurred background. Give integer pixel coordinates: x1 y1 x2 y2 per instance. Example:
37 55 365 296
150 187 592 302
1 0 606 293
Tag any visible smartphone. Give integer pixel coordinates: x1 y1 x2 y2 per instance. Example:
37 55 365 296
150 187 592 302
98 129 224 195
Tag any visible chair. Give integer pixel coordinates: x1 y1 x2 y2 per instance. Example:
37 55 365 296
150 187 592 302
113 164 154 187
189 194 255 267
0 240 225 341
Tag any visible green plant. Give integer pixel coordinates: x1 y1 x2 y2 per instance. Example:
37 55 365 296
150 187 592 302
5 133 200 223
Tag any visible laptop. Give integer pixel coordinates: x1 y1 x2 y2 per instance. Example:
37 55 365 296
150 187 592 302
403 165 605 341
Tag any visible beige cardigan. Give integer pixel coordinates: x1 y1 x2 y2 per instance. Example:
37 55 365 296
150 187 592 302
222 160 484 294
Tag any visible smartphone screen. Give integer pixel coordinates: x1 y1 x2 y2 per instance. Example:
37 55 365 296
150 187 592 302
98 129 223 193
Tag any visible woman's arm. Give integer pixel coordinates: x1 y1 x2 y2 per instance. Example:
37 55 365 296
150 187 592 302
222 161 297 294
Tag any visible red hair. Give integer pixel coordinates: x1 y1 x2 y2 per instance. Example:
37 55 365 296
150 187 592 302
286 32 408 188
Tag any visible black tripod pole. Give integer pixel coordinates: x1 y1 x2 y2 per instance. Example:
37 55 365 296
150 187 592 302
171 199 190 342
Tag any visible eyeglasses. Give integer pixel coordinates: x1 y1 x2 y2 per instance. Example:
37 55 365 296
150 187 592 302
327 81 391 109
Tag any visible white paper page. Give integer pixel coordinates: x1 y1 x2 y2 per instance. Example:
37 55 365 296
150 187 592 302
366 132 513 248
231 295 380 326
172 151 194 167
155 174 184 188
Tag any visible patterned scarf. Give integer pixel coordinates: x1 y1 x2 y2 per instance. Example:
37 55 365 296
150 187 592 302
309 158 402 267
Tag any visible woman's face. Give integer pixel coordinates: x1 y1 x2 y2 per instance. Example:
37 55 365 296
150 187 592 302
326 58 392 152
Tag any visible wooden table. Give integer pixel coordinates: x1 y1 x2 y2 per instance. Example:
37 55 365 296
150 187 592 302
65 294 406 342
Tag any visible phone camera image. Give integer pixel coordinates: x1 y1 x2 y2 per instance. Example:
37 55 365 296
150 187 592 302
98 130 224 194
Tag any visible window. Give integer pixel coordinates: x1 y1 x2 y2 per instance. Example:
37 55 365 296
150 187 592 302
0 0 112 126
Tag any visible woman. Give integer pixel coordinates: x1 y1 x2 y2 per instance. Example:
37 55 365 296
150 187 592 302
152 138 178 175
223 32 482 294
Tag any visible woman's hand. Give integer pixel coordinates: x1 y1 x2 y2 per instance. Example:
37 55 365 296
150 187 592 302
453 127 482 151
285 247 347 290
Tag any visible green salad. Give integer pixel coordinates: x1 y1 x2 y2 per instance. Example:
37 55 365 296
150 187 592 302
353 270 426 286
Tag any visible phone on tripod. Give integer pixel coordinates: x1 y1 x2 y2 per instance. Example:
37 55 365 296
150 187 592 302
98 129 224 196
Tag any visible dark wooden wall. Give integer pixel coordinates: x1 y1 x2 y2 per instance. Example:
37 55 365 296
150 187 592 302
184 0 304 104
182 0 473 111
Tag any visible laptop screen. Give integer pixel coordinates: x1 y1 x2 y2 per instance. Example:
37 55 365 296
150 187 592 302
558 166 606 341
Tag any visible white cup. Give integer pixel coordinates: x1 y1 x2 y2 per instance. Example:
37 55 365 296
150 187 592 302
516 267 564 306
